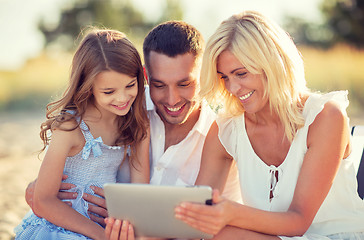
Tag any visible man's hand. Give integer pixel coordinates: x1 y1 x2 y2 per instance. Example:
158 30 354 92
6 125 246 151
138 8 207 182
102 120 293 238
25 179 36 209
84 186 108 226
25 175 77 209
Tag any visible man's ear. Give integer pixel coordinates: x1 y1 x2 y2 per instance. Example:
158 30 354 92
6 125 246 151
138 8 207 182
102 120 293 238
143 65 149 84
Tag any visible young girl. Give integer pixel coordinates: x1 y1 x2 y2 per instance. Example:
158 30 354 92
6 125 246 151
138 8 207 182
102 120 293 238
15 29 150 240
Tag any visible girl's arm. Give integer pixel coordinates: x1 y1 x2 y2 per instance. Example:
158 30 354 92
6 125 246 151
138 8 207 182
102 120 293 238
25 175 76 211
176 102 350 237
86 128 151 225
130 127 150 183
33 126 106 240
104 128 151 240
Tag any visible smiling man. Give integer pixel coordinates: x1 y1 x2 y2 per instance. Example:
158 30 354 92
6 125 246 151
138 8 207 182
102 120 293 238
143 21 219 187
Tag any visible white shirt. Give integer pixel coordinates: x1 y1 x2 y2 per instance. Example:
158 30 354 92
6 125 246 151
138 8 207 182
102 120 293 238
148 102 241 202
217 91 364 238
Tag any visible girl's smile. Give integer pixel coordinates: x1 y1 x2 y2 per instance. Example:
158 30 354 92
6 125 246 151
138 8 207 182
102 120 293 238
92 70 138 117
111 101 130 111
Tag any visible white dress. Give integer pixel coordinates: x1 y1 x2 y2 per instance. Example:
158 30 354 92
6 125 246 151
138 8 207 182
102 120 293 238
216 91 364 239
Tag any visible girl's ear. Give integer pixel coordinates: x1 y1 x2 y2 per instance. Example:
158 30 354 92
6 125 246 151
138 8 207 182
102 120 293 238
143 65 149 84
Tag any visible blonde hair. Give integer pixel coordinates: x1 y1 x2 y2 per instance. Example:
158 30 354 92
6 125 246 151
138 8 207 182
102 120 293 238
40 28 149 163
200 11 308 141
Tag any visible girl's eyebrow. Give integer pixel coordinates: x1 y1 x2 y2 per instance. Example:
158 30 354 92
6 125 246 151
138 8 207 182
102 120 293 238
99 78 137 90
128 78 137 84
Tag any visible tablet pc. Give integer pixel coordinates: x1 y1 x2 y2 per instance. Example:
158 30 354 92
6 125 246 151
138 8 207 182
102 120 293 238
104 183 213 239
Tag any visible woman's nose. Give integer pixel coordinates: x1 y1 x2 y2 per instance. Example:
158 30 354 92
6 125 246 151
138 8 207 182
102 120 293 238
227 78 241 95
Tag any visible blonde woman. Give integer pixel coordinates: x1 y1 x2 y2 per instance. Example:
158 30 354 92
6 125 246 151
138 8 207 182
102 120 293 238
175 11 364 239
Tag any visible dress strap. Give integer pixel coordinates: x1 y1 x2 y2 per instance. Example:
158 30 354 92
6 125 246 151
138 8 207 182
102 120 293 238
79 120 103 160
79 120 94 142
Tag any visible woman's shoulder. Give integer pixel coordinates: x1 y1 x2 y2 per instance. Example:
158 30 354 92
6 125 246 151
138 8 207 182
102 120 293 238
304 91 348 112
306 92 350 156
302 91 349 126
316 100 346 125
306 92 349 142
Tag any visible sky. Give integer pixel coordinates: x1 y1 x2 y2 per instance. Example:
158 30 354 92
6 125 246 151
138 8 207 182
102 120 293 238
0 0 322 71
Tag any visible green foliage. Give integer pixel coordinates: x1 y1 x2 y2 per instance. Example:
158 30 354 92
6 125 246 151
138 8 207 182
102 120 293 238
321 0 364 48
38 0 151 51
160 0 184 22
38 0 184 51
284 0 364 49
283 16 335 48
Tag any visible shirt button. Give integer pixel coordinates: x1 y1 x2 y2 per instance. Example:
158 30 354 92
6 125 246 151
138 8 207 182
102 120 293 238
156 166 161 171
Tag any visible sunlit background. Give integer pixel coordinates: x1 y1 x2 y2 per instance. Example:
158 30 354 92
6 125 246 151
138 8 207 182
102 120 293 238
0 0 363 239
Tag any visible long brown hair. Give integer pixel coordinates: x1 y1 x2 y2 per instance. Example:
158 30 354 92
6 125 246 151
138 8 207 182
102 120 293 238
40 28 148 163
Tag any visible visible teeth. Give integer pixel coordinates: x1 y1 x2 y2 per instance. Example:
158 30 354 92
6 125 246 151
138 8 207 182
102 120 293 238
116 103 127 108
239 91 254 101
167 106 182 112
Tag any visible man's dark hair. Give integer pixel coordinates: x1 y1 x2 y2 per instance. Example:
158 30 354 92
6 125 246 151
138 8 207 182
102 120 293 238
143 20 204 69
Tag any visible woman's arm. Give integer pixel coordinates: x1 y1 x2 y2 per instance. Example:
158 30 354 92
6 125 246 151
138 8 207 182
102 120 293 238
175 121 237 234
33 127 106 240
176 102 350 237
282 101 350 234
233 101 350 236
195 121 234 192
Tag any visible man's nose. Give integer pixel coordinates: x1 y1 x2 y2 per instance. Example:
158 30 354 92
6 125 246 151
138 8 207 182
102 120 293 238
166 87 181 106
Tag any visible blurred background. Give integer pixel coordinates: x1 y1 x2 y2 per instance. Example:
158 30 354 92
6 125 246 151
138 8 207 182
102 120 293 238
0 0 363 239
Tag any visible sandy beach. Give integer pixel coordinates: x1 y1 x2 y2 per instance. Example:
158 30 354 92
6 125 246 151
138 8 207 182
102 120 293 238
0 110 363 240
0 111 43 240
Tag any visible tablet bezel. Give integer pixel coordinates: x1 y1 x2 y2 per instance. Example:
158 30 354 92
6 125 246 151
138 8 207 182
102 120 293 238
104 183 213 239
